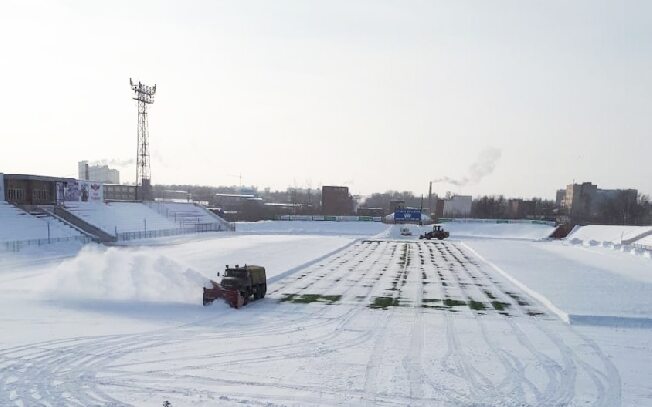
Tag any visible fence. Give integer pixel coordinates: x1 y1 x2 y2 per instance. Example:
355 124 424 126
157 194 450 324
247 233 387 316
276 215 383 222
438 218 556 227
115 222 226 242
631 243 652 252
1 235 93 253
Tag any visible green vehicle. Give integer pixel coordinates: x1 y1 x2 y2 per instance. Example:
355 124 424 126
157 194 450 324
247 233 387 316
203 264 267 308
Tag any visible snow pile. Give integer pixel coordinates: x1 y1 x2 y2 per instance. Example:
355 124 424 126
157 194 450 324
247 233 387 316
236 220 389 236
42 246 209 304
64 202 179 234
0 201 81 243
441 222 554 240
567 225 652 246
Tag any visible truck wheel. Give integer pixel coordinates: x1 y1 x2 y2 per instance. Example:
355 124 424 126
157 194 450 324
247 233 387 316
262 284 267 298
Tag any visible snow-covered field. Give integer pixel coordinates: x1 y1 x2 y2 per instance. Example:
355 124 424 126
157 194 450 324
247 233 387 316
1 221 651 406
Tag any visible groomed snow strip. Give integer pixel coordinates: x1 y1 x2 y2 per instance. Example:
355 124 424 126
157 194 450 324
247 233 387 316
463 242 652 328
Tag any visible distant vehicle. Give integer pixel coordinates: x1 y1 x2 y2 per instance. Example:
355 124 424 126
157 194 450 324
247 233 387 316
419 224 449 240
400 226 412 236
203 264 267 308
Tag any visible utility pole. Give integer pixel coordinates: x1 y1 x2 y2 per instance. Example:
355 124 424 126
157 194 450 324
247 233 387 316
130 78 157 201
428 181 433 217
419 194 424 226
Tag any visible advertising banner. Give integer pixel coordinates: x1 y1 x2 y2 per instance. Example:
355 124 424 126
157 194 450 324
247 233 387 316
57 180 103 203
82 181 104 202
394 208 422 221
0 173 4 201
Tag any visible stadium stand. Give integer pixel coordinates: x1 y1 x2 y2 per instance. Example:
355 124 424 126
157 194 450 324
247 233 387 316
0 201 83 243
63 202 179 235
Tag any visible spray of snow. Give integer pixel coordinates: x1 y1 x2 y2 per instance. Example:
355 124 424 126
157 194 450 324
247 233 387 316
432 147 502 186
42 246 210 304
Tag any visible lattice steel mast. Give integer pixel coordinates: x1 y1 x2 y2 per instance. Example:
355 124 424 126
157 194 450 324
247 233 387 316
130 78 156 200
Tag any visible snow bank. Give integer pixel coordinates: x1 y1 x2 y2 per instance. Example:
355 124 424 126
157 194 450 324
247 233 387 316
42 246 209 304
567 225 652 245
442 222 554 240
465 239 652 327
235 220 389 236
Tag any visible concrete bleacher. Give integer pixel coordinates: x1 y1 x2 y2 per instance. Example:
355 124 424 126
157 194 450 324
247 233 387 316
146 201 231 229
63 202 180 235
0 201 82 243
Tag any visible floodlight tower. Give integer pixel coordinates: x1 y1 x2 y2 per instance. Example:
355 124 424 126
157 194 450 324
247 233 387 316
130 78 157 200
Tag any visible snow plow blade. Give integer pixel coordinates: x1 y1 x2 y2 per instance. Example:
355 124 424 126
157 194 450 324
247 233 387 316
203 281 245 308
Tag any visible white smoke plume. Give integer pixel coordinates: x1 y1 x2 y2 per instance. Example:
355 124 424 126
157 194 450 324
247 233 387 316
91 158 135 167
432 147 502 187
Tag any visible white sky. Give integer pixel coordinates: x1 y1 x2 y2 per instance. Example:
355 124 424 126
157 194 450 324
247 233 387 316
1 0 651 199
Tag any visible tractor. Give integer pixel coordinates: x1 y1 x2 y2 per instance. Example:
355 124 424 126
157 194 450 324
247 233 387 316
419 224 449 240
203 264 267 308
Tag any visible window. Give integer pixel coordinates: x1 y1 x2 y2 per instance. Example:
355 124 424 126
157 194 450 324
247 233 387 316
7 188 25 202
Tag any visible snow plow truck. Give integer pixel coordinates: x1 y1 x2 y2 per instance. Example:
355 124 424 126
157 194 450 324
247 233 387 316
203 264 267 308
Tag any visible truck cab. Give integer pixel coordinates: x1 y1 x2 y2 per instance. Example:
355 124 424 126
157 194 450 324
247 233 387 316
203 264 267 307
221 265 267 301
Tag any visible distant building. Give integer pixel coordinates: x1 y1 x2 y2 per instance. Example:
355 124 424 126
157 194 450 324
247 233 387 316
321 186 354 215
507 199 536 219
559 182 638 222
433 199 445 220
214 192 264 221
389 200 406 213
78 160 120 184
442 195 472 217
555 189 565 208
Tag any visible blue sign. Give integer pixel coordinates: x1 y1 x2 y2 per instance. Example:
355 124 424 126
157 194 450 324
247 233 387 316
394 209 422 221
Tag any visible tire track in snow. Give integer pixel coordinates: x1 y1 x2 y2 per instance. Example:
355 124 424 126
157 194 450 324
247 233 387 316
452 241 621 406
0 241 392 407
0 237 623 406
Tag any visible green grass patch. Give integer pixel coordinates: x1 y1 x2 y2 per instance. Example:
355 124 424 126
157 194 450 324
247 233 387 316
369 296 400 309
422 305 447 310
491 301 511 311
468 300 486 311
443 298 466 307
280 294 342 304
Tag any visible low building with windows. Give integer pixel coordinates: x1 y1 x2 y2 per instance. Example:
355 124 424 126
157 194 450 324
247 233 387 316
1 174 74 206
103 184 137 201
